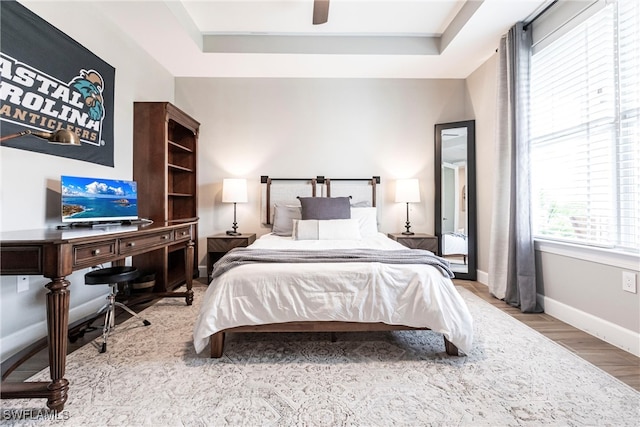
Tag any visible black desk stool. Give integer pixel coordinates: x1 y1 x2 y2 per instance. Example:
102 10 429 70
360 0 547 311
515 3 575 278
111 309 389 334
84 266 151 353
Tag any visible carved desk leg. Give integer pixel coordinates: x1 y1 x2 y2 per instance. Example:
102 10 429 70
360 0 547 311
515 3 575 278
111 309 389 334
45 277 70 411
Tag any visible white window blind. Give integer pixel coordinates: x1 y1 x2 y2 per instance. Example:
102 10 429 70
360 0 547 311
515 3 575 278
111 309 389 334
530 0 639 253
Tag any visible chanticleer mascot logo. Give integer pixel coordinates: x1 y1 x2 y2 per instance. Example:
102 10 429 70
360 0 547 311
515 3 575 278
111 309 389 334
70 69 104 122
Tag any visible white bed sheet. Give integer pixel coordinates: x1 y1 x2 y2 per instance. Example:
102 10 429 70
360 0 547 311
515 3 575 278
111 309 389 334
443 233 468 255
192 233 473 354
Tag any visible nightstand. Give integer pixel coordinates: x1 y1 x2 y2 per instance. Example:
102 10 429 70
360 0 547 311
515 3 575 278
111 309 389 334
387 233 438 253
207 233 256 281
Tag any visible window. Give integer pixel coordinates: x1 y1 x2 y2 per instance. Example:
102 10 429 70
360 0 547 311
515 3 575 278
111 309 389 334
530 0 639 254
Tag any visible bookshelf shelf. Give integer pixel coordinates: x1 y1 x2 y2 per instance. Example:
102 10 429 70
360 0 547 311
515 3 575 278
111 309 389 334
133 102 200 290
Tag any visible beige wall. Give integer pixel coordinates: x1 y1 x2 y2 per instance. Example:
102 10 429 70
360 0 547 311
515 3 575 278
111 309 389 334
175 78 471 268
464 53 498 279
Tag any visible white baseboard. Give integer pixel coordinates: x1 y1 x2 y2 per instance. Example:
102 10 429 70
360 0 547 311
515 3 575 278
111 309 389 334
0 323 48 364
477 269 488 285
198 266 208 281
542 296 640 357
469 272 638 357
0 295 106 363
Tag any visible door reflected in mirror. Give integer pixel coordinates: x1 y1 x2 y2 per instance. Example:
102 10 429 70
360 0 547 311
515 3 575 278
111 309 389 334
435 121 476 280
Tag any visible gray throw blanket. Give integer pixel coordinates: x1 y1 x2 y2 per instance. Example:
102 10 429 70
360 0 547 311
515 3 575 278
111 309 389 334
212 248 454 280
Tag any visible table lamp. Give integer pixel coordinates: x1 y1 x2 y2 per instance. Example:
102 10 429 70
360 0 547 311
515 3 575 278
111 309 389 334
222 178 248 236
395 178 420 235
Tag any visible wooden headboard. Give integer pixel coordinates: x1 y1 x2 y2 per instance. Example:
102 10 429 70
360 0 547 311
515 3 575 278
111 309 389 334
325 176 380 207
260 176 319 225
261 176 380 225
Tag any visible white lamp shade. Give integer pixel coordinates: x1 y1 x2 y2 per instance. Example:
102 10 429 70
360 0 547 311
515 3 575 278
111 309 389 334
222 178 248 203
395 178 420 203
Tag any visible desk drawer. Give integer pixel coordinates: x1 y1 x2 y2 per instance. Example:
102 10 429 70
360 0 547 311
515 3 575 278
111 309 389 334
119 230 173 255
174 225 192 242
0 246 43 274
73 240 117 267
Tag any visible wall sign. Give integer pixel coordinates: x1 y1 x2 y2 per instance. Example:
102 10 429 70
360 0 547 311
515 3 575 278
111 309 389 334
0 0 115 166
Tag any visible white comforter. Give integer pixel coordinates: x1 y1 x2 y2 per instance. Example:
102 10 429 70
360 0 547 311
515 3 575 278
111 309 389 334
443 233 468 255
193 233 473 354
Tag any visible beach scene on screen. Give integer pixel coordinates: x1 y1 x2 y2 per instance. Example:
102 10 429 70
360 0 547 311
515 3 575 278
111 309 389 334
61 176 138 222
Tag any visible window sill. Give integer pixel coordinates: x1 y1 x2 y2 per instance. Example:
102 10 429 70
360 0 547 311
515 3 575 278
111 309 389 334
534 239 640 271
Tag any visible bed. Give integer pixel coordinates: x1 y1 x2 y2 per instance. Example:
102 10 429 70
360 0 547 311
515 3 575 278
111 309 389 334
442 232 468 264
193 177 474 358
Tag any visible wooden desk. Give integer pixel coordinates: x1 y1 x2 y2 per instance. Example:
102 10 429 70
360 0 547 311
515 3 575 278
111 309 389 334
0 221 197 411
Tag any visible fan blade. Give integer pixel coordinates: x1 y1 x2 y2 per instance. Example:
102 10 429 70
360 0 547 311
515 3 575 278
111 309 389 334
313 0 329 25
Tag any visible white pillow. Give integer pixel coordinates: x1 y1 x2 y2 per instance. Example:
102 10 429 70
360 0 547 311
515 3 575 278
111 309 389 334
292 219 362 240
350 207 378 237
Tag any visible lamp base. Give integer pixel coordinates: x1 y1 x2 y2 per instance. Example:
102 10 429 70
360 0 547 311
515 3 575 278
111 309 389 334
227 207 240 236
402 217 413 235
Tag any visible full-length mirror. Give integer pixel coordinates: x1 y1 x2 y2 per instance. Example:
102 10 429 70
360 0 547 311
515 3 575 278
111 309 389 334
435 120 476 280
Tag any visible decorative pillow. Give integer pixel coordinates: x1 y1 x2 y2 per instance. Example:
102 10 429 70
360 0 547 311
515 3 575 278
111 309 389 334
351 200 372 208
292 219 362 240
299 197 351 220
292 219 320 240
350 207 378 237
272 204 302 236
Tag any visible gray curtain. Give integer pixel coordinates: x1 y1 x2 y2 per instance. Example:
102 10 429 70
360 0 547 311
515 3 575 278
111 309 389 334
488 23 541 313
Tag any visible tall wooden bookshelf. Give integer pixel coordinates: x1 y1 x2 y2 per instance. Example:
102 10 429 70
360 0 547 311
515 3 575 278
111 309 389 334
133 102 199 291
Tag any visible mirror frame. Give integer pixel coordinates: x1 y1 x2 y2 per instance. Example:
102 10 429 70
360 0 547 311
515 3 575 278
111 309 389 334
434 120 477 281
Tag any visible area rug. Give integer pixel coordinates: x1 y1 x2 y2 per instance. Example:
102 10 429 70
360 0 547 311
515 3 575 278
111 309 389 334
2 286 638 426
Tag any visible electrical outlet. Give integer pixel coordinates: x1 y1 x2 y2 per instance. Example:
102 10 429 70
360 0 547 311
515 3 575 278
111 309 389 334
622 271 637 294
17 275 29 293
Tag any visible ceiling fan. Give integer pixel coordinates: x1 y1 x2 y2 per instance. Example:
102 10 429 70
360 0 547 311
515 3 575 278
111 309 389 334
313 0 330 25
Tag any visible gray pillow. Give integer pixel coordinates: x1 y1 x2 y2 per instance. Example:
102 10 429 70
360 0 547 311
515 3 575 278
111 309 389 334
299 197 351 220
272 205 302 236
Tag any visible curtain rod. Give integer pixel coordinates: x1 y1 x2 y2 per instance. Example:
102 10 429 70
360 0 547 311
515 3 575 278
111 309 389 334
524 0 558 29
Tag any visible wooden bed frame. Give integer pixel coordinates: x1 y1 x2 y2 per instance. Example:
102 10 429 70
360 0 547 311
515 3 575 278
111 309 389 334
442 233 468 264
210 322 459 357
209 176 460 358
444 254 467 264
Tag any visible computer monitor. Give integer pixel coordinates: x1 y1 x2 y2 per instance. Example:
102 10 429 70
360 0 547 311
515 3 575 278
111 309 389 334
61 175 138 225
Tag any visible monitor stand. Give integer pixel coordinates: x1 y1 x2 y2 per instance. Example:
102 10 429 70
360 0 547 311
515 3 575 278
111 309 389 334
56 219 152 230
57 220 132 229
90 222 127 228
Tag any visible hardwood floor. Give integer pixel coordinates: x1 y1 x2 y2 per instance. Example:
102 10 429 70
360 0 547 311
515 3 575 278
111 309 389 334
4 279 639 392
456 280 640 391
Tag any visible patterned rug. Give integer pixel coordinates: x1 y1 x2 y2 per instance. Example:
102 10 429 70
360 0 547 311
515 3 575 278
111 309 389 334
2 285 639 426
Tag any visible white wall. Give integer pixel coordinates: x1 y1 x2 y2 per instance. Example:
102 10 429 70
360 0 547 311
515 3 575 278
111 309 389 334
0 1 175 362
174 78 470 268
